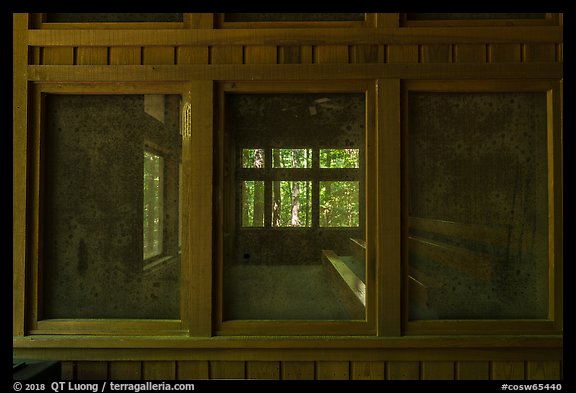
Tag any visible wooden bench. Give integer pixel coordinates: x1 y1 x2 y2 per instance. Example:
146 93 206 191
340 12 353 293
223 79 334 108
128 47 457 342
321 249 365 318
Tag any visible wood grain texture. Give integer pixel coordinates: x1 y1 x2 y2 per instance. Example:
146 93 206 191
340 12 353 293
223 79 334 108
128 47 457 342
142 361 176 380
281 361 315 380
492 361 525 380
387 361 420 380
109 361 142 380
77 361 108 380
456 361 490 380
316 361 350 380
351 361 385 380
176 361 209 380
209 361 245 379
421 361 455 380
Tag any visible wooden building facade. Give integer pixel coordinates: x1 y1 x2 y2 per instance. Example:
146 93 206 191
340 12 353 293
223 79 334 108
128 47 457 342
13 13 563 381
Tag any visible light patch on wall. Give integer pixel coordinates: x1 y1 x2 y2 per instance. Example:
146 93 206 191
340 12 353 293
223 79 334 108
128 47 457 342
144 94 165 124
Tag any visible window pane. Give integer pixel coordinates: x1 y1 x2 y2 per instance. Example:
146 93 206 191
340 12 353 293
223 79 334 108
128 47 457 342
320 149 359 168
46 13 183 23
407 91 549 320
242 148 265 168
224 92 365 321
43 94 182 319
272 181 312 227
242 181 265 227
272 148 312 168
320 181 360 227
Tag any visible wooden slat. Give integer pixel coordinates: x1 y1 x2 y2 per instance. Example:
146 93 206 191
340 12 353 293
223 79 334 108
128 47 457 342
315 45 349 63
489 44 521 63
109 47 141 65
27 63 564 82
60 361 76 380
421 361 455 380
76 46 108 65
524 43 556 62
526 361 561 380
350 45 379 63
456 361 490 380
281 361 315 380
246 361 280 379
322 250 365 305
377 79 401 336
387 44 419 63
142 47 174 65
300 45 313 63
176 47 209 64
210 361 245 379
387 361 420 380
351 361 385 380
142 361 176 380
455 44 487 63
76 361 108 380
491 361 525 380
42 47 74 65
420 44 451 63
244 45 277 64
316 361 350 380
278 46 300 64
27 27 563 47
210 45 243 64
176 361 209 380
109 361 142 380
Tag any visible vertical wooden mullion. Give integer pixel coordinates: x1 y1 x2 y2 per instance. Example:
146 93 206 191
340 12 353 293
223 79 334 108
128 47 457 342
13 13 29 337
182 81 213 336
377 79 401 336
264 147 273 228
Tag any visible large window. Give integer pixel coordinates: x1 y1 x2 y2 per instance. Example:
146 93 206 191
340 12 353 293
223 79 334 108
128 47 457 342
403 80 562 334
216 82 376 334
39 91 182 324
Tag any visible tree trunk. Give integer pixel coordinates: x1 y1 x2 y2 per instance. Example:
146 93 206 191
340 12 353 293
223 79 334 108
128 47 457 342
253 149 264 226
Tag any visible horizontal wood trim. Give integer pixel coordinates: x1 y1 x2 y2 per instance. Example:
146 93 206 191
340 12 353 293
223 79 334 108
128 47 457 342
27 27 563 47
27 63 563 82
405 320 560 336
12 347 562 363
13 335 562 350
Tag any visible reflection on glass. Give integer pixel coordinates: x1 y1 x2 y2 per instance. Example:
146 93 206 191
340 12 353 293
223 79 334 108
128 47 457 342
43 94 182 319
320 181 359 227
407 91 549 320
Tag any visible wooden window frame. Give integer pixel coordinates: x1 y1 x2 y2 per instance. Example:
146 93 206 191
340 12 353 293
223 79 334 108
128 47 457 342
24 82 194 336
214 80 379 336
401 79 563 336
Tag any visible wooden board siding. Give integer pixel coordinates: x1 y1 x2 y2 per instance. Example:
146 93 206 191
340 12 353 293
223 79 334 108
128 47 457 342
53 359 562 381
